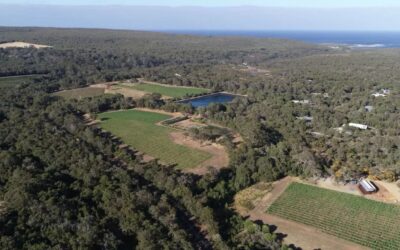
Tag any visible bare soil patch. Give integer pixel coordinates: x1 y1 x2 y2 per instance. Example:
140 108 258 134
306 177 399 204
0 42 51 49
172 118 207 130
90 83 172 99
376 180 400 203
106 85 148 99
169 131 229 175
234 177 368 250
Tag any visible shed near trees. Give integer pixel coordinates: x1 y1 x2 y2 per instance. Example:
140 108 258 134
358 179 377 194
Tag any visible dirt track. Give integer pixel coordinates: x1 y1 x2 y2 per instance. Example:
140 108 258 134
236 177 369 250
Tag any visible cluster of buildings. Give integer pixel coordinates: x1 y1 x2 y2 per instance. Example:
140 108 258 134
372 88 391 97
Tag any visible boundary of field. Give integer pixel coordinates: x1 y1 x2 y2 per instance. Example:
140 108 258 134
0 74 45 79
137 78 210 90
93 108 230 174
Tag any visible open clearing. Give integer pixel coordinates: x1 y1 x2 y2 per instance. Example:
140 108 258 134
169 131 229 174
105 84 148 99
98 110 212 169
126 82 209 98
54 87 106 99
0 41 50 49
267 182 400 250
55 81 209 99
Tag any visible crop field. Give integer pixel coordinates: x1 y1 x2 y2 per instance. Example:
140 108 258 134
267 182 400 249
54 87 106 99
0 75 38 88
98 110 211 169
126 83 209 98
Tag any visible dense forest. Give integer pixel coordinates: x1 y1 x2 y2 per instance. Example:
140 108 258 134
0 27 399 249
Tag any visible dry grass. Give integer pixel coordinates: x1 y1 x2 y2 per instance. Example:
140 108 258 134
234 182 272 211
54 87 105 99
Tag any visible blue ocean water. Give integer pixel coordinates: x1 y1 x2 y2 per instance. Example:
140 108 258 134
164 30 400 48
178 93 239 108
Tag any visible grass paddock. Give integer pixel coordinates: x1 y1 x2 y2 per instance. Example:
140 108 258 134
98 110 211 169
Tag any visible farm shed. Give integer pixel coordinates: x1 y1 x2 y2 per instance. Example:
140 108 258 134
358 179 377 194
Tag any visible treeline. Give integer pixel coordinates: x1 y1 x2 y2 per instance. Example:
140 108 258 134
0 27 329 91
0 83 287 249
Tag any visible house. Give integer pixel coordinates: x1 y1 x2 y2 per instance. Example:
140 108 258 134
372 89 390 97
297 116 313 122
358 179 377 194
292 100 310 104
364 105 373 112
372 93 386 97
349 123 368 130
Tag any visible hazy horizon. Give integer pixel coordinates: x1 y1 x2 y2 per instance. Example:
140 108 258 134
1 5 400 31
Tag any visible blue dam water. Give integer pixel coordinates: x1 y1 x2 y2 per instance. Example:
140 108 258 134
178 93 239 108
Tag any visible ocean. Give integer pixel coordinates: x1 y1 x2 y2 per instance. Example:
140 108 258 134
162 30 400 48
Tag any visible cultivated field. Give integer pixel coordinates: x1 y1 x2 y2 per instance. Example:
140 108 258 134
125 83 209 98
0 75 39 88
54 87 105 99
98 110 211 169
267 182 400 250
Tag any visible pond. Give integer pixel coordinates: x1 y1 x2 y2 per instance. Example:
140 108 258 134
178 92 241 108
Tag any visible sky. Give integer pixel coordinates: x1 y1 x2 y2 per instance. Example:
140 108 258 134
0 1 400 31
1 0 400 7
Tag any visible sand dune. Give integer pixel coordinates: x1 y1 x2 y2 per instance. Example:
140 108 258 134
0 41 51 49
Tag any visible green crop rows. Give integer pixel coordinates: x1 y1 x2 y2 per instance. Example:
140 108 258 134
98 110 211 169
0 75 38 88
267 182 400 249
54 87 106 99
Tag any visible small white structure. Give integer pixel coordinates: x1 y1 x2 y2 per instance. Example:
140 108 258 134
292 100 310 104
310 131 325 137
174 73 182 77
372 89 390 97
349 123 368 130
372 93 386 97
365 105 373 112
297 116 313 121
311 92 329 98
